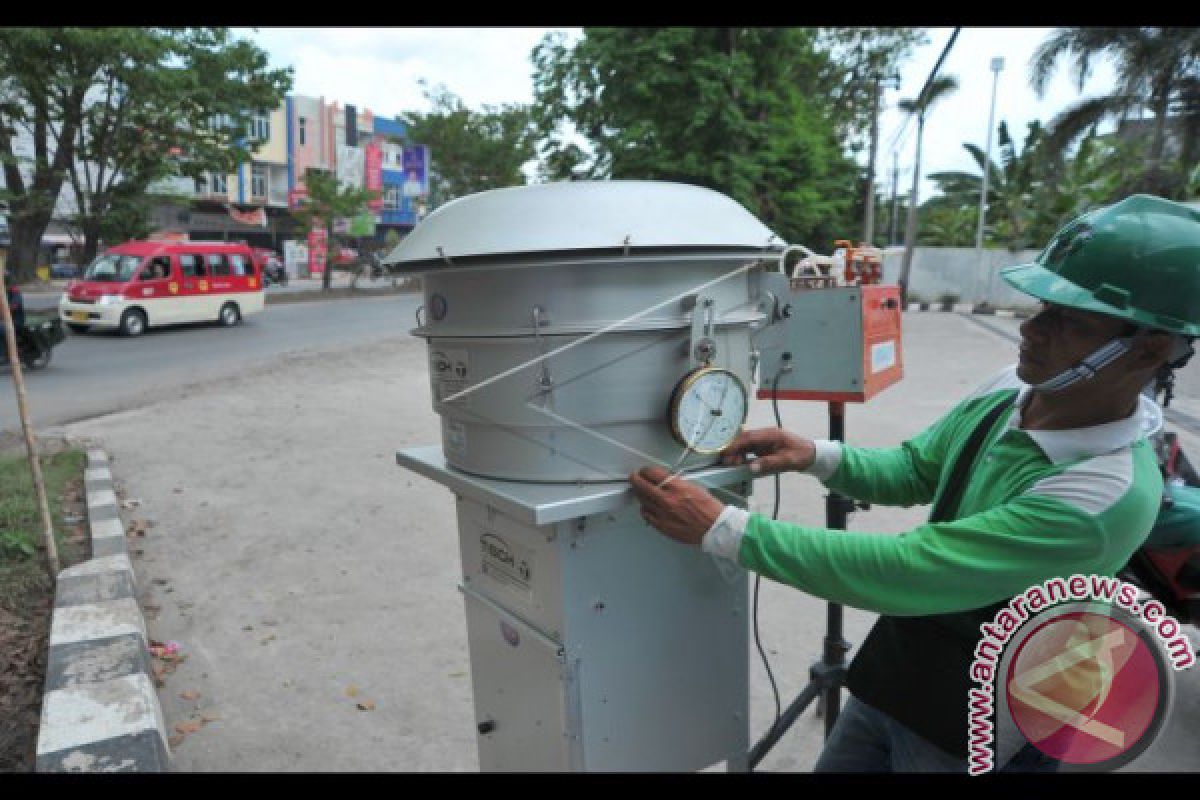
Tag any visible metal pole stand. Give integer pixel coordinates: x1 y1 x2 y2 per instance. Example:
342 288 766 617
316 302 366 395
747 401 855 770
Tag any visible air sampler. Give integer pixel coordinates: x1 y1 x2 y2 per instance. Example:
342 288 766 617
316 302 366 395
386 181 903 771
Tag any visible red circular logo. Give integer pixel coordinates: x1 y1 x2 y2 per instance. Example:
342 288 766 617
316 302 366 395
1005 610 1165 766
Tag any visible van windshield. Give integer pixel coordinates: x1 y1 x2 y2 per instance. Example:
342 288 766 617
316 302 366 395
83 254 143 283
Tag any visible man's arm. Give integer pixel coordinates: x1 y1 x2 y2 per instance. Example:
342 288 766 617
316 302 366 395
733 488 1148 616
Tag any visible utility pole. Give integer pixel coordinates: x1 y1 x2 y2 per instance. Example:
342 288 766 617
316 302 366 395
974 56 1005 308
888 152 900 245
897 27 961 305
863 76 882 245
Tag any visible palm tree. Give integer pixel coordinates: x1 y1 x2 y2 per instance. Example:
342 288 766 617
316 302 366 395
896 74 959 303
927 120 1047 251
1031 27 1200 197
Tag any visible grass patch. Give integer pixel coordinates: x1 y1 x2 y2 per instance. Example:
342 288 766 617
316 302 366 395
0 448 88 612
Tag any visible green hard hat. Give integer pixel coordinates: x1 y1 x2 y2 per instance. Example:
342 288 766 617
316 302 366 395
1000 194 1200 335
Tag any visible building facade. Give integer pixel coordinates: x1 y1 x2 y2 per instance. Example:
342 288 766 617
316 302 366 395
4 91 431 268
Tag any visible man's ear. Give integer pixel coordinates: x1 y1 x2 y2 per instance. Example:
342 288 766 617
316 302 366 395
1132 332 1174 369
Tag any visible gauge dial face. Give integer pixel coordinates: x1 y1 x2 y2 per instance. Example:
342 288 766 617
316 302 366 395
668 367 748 454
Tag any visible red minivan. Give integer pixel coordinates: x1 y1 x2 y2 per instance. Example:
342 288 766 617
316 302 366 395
59 241 265 336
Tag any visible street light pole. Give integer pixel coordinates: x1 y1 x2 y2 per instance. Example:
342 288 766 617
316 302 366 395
974 56 1004 308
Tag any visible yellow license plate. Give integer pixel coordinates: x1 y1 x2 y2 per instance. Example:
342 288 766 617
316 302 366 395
70 311 89 322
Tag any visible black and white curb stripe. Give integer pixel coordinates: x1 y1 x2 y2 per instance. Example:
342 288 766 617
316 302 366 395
905 302 1030 319
35 449 169 772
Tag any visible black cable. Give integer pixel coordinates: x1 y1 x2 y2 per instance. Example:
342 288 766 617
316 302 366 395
751 370 786 732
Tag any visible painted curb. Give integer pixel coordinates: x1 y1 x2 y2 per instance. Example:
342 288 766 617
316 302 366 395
35 448 169 772
905 303 1032 320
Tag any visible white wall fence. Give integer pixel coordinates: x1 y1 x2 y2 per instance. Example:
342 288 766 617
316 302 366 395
881 247 1042 309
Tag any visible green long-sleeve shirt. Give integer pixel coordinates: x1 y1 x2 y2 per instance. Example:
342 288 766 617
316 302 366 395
732 367 1164 616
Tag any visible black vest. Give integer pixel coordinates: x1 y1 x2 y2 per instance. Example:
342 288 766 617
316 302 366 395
846 392 1017 759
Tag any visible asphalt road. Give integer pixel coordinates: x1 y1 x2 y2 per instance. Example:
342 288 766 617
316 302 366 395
1 292 423 432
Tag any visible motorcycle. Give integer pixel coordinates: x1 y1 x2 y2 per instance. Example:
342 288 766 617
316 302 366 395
0 314 65 370
262 258 288 287
1119 368 1200 624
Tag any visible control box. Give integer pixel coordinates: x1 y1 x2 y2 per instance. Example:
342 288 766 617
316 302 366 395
755 273 903 403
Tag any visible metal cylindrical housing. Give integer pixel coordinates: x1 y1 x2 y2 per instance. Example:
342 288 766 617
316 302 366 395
388 182 782 483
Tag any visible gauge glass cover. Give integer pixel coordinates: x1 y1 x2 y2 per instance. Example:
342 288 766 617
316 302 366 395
670 368 748 454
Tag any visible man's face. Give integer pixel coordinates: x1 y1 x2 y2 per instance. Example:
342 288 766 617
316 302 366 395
1016 302 1131 385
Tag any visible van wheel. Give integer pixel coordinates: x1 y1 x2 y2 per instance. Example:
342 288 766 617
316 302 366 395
219 303 241 327
119 309 147 337
67 323 90 334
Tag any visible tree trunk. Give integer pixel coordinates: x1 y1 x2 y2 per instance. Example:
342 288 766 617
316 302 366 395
322 225 334 291
82 221 103 264
1149 75 1172 168
6 217 48 282
897 114 926 305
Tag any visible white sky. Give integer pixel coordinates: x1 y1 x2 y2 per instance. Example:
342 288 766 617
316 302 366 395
242 27 1118 201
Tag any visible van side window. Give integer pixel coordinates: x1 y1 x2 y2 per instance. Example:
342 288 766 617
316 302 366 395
229 254 248 276
208 253 230 277
180 254 205 277
143 256 171 280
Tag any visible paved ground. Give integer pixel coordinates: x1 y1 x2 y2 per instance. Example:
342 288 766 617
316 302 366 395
58 312 1200 772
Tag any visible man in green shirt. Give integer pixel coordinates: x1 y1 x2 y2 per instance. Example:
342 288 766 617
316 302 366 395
630 194 1200 771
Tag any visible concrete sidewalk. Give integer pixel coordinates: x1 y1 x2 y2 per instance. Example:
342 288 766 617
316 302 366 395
61 313 1200 771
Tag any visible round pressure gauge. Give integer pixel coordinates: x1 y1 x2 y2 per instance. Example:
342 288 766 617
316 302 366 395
667 367 748 454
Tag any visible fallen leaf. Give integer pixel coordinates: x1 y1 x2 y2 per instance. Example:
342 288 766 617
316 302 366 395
168 735 185 748
175 721 202 734
201 712 220 723
345 685 359 698
260 634 276 644
180 690 200 701
356 701 376 711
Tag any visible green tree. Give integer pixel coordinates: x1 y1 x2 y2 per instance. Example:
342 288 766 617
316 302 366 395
0 28 291 279
401 81 536 209
928 120 1047 251
532 27 901 247
1031 27 1200 197
916 201 977 246
291 168 378 291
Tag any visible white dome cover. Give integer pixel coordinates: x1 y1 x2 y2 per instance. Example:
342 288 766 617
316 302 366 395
383 180 784 267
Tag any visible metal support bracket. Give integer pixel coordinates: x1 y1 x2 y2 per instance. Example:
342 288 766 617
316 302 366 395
532 305 554 402
685 294 717 368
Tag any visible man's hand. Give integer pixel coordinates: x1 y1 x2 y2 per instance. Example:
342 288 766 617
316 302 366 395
629 466 725 547
719 428 816 475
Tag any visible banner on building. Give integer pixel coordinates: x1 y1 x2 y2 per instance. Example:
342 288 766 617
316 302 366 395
337 144 365 190
283 240 307 278
308 226 328 275
227 205 267 227
401 145 430 197
348 212 376 237
333 212 377 238
288 187 309 210
365 141 384 211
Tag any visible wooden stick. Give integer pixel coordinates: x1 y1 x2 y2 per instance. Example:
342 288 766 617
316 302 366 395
0 267 59 577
